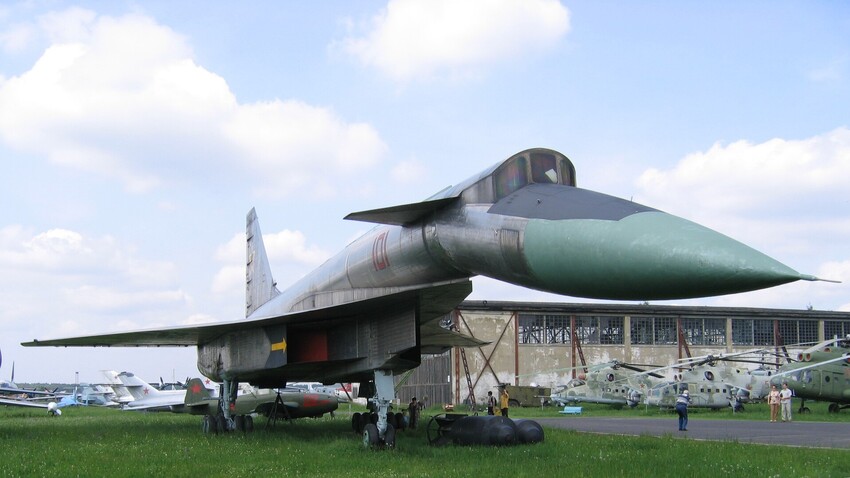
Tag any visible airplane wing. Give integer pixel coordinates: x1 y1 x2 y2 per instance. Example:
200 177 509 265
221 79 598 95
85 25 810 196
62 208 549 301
0 397 49 408
0 387 59 396
22 281 477 350
344 197 459 226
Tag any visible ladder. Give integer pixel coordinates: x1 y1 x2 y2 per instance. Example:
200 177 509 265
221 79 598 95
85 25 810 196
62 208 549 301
459 347 477 413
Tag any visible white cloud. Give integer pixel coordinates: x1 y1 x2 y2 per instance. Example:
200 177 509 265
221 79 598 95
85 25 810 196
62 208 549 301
808 56 847 83
637 127 850 221
0 224 188 338
0 21 34 53
212 230 331 294
0 8 387 197
390 158 427 183
340 0 570 81
634 129 850 311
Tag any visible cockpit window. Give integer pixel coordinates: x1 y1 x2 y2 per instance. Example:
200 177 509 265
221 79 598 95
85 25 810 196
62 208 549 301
531 152 559 183
495 156 529 199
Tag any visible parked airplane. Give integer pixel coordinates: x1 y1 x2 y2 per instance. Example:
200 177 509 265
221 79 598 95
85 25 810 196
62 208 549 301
24 148 828 448
181 378 339 433
116 372 188 411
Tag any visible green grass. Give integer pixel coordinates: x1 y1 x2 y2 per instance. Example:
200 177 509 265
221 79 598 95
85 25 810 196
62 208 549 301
0 404 848 478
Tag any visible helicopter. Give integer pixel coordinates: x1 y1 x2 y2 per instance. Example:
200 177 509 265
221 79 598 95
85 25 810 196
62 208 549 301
770 336 850 413
549 360 663 408
640 349 776 411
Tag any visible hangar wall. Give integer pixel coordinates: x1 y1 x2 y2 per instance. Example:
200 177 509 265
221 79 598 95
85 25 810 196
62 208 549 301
439 301 850 407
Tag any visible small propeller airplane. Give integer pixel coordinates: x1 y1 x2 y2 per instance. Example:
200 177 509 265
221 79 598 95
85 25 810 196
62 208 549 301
24 148 832 448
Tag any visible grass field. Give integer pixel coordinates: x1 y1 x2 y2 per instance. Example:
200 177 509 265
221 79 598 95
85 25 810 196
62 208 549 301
1 403 848 478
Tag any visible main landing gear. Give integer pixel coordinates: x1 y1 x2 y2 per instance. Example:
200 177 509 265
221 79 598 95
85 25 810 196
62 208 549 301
201 377 254 435
360 370 397 449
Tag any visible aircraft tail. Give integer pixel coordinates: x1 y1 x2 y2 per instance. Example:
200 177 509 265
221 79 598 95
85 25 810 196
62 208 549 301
116 372 164 401
246 208 280 317
184 378 213 404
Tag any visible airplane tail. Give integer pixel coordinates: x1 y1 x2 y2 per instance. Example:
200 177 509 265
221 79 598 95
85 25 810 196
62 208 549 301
246 208 280 317
116 372 164 401
184 378 213 404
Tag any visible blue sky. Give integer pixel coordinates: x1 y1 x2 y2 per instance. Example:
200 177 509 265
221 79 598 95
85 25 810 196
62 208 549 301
1 1 848 383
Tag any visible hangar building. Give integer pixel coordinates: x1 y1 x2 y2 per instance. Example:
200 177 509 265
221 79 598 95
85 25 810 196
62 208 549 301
396 301 850 407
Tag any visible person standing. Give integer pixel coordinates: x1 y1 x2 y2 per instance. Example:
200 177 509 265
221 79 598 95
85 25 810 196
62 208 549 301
768 385 781 422
779 382 793 422
675 389 691 431
408 397 419 429
486 391 496 415
499 387 510 418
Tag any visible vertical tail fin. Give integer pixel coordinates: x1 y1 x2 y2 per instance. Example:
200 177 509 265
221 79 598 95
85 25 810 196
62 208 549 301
116 372 162 401
246 208 280 317
184 378 213 404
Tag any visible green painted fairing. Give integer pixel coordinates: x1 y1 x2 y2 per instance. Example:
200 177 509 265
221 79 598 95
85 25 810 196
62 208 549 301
524 211 802 300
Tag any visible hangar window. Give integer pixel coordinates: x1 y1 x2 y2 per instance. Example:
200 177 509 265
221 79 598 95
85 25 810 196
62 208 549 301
630 317 654 345
680 317 726 346
518 315 544 344
733 318 776 345
574 316 599 344
732 319 754 345
778 319 818 345
680 318 704 345
545 315 571 344
703 319 726 345
518 314 571 344
753 319 775 346
654 317 677 345
599 316 624 344
825 320 850 340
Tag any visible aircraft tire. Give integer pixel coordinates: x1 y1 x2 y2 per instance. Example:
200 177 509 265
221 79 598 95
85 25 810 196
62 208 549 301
244 415 254 433
216 414 228 433
829 403 840 413
234 415 245 432
202 415 214 434
352 412 362 433
363 423 380 449
395 412 405 431
384 423 396 449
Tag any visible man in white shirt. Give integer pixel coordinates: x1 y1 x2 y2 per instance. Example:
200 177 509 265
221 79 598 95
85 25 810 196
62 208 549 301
779 382 793 422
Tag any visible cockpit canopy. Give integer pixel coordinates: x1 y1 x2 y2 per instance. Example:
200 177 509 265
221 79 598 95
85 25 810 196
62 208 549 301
456 148 576 204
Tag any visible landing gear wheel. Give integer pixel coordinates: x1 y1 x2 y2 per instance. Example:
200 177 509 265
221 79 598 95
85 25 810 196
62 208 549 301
426 415 444 445
216 414 228 433
202 415 215 434
383 423 396 449
244 415 254 433
799 406 811 414
351 412 362 433
829 403 840 413
362 423 380 449
395 412 406 431
234 415 245 432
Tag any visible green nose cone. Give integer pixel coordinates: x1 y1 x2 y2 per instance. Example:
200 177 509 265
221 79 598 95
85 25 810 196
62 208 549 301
524 211 803 300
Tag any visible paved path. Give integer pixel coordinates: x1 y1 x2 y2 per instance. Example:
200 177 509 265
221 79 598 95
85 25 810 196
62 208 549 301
535 417 850 449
